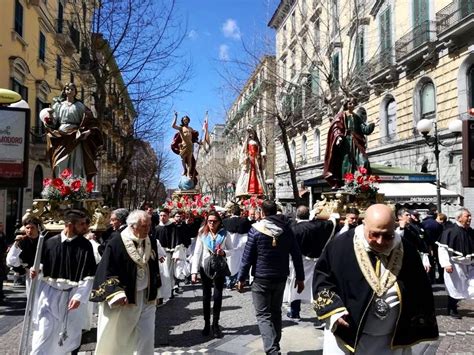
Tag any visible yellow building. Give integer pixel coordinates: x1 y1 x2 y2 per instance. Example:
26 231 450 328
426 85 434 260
269 0 473 216
0 0 133 234
222 56 277 200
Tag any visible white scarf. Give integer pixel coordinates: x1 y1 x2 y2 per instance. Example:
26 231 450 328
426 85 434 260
120 226 151 267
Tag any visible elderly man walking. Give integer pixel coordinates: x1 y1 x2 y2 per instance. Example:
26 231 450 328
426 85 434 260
313 204 438 354
237 200 304 355
91 210 160 355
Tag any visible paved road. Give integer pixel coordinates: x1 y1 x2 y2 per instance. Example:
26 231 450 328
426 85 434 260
1 281 474 354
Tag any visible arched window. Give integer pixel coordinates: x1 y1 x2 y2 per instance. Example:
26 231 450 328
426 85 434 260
33 165 43 199
301 135 307 162
9 56 30 101
469 65 474 110
290 140 296 163
386 98 397 139
314 129 320 161
420 81 436 119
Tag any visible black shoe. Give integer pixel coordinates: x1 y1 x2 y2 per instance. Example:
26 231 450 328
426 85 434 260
286 311 300 319
202 324 210 336
212 324 223 338
449 310 462 319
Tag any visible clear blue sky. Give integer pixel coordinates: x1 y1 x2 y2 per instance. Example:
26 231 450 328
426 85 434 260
165 0 279 188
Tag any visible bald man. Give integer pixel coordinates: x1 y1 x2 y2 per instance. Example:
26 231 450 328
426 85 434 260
313 204 438 354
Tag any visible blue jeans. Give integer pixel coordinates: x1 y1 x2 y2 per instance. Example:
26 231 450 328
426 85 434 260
225 273 238 288
251 278 286 354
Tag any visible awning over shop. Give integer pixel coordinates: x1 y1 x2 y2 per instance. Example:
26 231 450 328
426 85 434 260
379 182 459 204
303 164 436 187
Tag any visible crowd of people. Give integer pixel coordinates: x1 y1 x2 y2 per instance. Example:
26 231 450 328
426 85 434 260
1 200 473 354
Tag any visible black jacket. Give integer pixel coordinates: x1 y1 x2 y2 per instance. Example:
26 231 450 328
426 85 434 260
90 233 160 304
313 228 438 350
238 214 304 282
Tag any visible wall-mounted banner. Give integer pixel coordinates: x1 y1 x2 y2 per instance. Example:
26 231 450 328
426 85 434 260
0 106 30 187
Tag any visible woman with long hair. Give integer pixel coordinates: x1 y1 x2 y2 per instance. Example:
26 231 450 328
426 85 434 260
191 210 233 338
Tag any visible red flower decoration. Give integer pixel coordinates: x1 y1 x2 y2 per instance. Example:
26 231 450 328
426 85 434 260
60 186 72 197
357 166 368 175
356 175 365 185
71 179 82 192
43 178 52 187
344 173 354 182
60 168 73 179
86 181 94 193
177 202 183 208
52 178 64 188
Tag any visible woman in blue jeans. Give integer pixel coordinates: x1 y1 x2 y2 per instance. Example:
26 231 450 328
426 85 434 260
191 211 233 338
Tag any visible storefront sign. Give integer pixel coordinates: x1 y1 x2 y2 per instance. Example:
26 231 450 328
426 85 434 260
0 107 30 187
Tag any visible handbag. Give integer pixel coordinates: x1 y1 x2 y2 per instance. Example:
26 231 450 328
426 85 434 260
203 252 231 280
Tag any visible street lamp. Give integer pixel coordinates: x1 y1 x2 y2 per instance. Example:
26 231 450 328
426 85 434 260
416 118 462 213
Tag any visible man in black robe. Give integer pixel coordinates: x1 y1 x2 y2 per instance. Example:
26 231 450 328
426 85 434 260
313 204 438 353
437 208 474 319
157 210 191 296
286 206 336 321
223 204 252 289
31 209 97 355
91 210 160 354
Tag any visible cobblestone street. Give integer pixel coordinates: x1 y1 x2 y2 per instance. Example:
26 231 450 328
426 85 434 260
2 281 474 354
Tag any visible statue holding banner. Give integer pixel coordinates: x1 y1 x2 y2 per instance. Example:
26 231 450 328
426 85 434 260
171 112 210 190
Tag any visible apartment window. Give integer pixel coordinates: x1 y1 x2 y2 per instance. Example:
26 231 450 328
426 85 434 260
39 32 46 61
282 59 287 81
379 7 392 53
386 98 397 140
331 0 339 36
311 69 320 97
420 82 436 118
301 135 307 162
56 55 62 81
14 0 24 37
469 65 474 109
57 1 64 33
313 19 320 50
331 52 340 85
314 129 320 160
291 12 296 35
11 78 28 101
33 166 44 199
301 37 308 68
290 140 296 163
355 30 365 68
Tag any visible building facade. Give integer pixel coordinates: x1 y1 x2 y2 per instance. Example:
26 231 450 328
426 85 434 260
222 56 277 201
0 0 134 235
197 124 227 205
269 0 474 217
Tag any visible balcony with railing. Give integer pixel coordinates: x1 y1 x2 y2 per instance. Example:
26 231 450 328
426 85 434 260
436 0 474 40
54 19 80 54
395 20 437 63
366 49 396 82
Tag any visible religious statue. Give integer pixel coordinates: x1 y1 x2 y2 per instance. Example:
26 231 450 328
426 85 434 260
323 97 375 189
235 125 268 198
171 112 200 189
40 83 103 181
